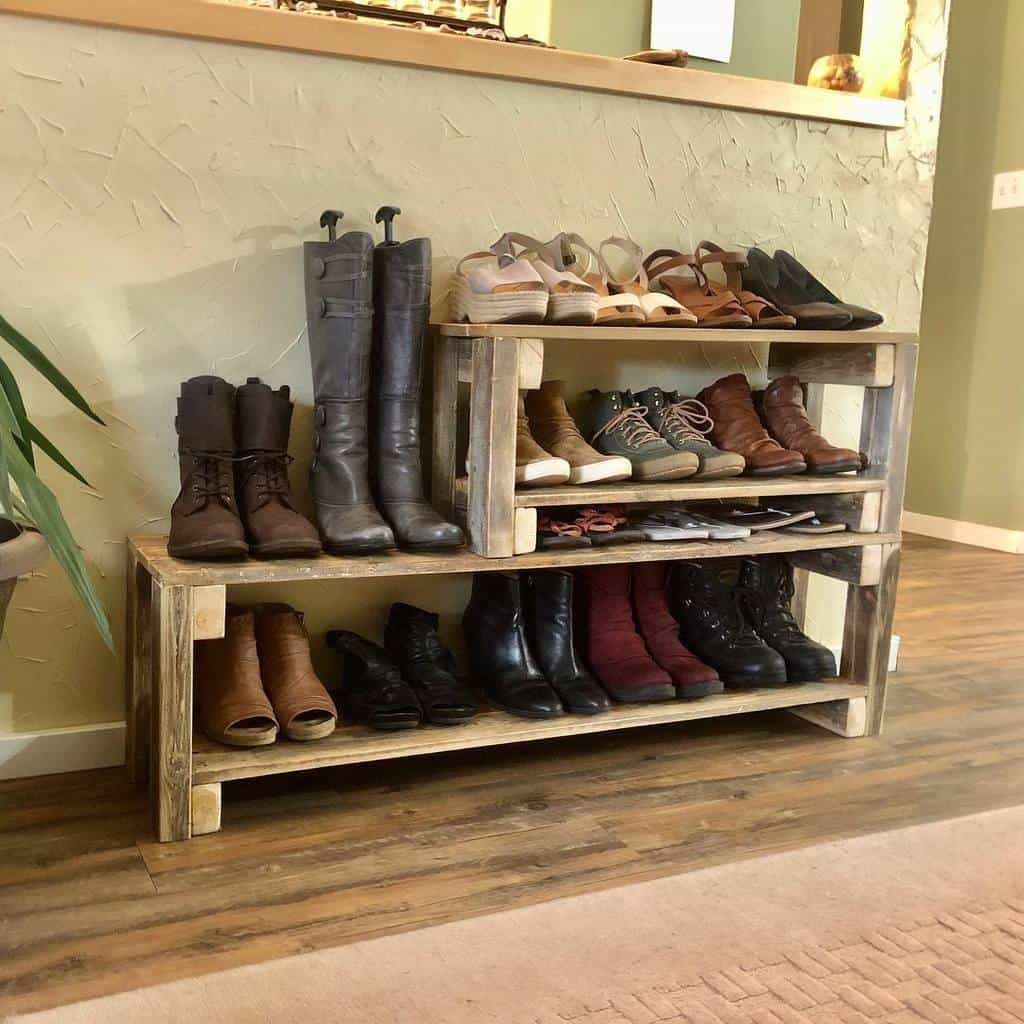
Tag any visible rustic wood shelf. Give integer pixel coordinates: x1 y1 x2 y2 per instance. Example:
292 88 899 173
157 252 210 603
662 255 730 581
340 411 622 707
192 682 867 786
127 320 917 843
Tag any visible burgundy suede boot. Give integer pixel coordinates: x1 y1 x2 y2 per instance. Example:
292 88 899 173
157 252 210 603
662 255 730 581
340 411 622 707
632 562 724 698
576 564 675 703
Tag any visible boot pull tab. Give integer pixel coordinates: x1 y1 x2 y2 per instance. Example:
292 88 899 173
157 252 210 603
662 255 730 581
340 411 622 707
319 210 344 242
375 205 401 246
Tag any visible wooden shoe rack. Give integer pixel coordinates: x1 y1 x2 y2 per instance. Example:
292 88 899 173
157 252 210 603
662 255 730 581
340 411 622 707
127 325 917 842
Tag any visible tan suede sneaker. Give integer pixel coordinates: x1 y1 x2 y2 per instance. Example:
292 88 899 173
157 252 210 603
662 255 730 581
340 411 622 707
516 394 571 487
525 380 632 485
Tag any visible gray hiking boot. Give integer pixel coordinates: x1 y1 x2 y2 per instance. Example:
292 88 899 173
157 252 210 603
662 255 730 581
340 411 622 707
636 387 746 480
588 389 698 481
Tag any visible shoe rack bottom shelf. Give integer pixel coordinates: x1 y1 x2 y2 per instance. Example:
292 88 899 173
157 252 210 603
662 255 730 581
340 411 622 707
192 681 866 786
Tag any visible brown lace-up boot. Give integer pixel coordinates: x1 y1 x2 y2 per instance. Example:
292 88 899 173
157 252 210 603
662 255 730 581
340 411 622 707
525 380 631 485
757 376 864 475
697 373 806 477
235 379 322 559
168 376 249 561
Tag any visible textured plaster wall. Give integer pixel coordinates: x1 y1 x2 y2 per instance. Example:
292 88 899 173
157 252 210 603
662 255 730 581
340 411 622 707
0 5 948 733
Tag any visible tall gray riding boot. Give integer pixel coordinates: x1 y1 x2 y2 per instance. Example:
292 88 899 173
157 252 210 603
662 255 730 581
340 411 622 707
371 207 464 550
304 211 395 554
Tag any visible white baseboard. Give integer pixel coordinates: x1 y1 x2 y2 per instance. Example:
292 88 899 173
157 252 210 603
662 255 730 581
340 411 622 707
903 511 1024 554
828 635 900 674
0 721 125 781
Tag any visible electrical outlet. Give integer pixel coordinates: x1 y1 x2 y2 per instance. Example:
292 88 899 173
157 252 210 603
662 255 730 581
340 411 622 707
992 170 1024 209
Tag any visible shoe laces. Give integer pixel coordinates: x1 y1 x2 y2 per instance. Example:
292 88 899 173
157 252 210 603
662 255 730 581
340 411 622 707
407 628 446 666
738 570 803 640
239 451 294 507
661 398 714 448
591 406 662 450
182 448 240 506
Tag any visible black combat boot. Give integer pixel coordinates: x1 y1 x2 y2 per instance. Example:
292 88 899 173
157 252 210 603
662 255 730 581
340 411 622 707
462 572 562 719
669 560 788 688
737 556 838 682
383 602 477 725
522 570 611 715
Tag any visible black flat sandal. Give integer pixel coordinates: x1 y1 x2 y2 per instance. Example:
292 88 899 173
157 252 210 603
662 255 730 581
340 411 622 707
773 250 883 330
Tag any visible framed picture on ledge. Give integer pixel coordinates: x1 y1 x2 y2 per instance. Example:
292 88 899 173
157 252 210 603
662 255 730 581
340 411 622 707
650 0 736 64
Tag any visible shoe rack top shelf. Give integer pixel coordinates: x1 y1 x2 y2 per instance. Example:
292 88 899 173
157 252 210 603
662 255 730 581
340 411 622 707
130 530 899 588
509 473 886 509
435 324 918 346
192 680 865 785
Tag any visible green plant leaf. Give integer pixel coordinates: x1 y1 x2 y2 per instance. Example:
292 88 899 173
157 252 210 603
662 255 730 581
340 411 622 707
24 421 91 487
0 436 12 516
2 429 112 650
0 314 105 426
0 355 30 442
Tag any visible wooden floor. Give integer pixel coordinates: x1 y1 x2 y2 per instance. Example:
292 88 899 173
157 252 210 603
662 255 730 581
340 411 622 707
2 534 1023 1017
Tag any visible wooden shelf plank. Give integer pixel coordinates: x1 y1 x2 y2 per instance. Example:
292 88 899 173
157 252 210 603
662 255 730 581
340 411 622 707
131 530 901 587
435 324 917 345
192 681 866 784
510 473 887 509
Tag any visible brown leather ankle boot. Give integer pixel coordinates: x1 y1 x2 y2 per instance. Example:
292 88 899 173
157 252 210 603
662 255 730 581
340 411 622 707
757 376 864 475
168 376 249 560
697 373 806 477
235 379 322 559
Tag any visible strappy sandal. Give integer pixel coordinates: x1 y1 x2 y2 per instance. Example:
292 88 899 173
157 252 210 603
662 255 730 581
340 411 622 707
574 506 645 546
537 513 592 549
696 242 797 329
644 250 753 329
450 250 549 324
491 233 599 325
597 236 698 327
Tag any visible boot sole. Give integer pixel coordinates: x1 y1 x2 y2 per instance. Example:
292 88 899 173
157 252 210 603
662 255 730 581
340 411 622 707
805 460 863 475
605 685 677 703
721 672 793 688
324 541 398 556
676 680 726 699
746 464 807 477
488 701 563 720
250 541 323 559
402 540 467 553
167 539 249 560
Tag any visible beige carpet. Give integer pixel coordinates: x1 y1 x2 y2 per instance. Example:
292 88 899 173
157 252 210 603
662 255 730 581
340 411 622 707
11 806 1024 1024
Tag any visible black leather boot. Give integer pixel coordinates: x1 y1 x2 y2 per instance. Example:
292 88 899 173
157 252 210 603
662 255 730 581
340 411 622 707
305 211 395 554
669 561 788 688
326 629 421 730
372 207 464 550
383 602 478 725
523 570 611 715
737 556 838 682
462 572 562 719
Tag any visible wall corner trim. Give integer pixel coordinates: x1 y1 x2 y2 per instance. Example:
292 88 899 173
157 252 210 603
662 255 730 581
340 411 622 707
0 721 126 781
903 511 1024 554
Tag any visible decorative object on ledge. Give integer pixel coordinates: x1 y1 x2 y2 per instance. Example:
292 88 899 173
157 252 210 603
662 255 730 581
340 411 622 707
808 53 865 93
625 49 689 69
301 0 506 33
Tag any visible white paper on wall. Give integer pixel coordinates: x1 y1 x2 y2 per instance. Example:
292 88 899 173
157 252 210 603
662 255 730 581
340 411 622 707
650 0 736 63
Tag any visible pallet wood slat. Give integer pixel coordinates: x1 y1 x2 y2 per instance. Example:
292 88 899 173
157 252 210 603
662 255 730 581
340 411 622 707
192 682 866 785
788 696 868 738
768 342 896 386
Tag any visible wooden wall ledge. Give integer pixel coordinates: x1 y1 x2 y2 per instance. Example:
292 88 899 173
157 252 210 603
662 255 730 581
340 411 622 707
0 0 906 130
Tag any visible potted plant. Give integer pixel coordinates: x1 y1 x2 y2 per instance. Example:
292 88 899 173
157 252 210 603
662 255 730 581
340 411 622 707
0 313 112 648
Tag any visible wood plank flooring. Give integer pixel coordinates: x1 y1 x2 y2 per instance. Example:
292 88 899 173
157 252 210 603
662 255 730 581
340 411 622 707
2 534 1023 1017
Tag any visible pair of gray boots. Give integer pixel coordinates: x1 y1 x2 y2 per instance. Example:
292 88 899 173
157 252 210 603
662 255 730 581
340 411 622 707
305 209 463 554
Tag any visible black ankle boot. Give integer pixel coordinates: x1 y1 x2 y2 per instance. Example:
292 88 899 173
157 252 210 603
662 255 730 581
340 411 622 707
372 207 464 551
305 212 395 554
669 561 788 688
326 630 421 730
383 602 478 725
737 557 838 682
522 570 611 715
462 572 563 719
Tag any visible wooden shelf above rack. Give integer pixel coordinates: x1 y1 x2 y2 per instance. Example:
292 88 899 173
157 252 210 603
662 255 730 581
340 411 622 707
131 531 900 588
192 681 865 785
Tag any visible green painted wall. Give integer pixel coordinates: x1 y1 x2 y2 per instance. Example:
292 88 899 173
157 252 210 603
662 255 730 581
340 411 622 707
906 0 1024 531
548 0 801 83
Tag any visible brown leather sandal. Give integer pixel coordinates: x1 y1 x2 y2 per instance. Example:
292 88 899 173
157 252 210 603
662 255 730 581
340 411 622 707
643 250 752 329
696 242 797 329
256 605 338 742
197 607 279 748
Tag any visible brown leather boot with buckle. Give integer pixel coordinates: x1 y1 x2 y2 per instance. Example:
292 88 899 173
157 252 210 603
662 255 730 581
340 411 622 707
235 379 322 559
168 376 249 560
697 373 806 477
756 376 864 475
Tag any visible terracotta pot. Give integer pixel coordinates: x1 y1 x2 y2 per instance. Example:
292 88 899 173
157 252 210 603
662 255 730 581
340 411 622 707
0 519 49 639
